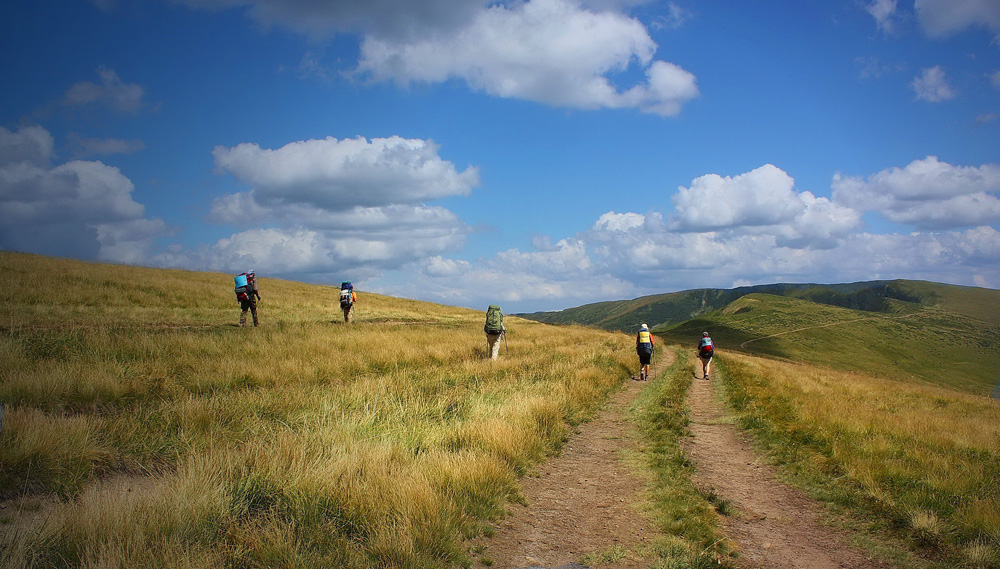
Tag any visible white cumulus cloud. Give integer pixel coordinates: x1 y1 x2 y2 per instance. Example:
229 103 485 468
672 164 806 230
832 156 1000 229
0 125 169 261
372 166 1000 311
356 0 698 115
914 0 1000 38
669 164 859 246
157 135 477 279
212 136 479 211
866 0 899 34
177 0 699 115
912 66 956 102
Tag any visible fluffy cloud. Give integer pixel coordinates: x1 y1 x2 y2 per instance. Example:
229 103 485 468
373 162 1000 311
155 222 467 280
914 0 1000 38
156 135 477 278
378 216 1000 312
670 164 860 246
0 125 169 261
62 67 147 114
400 238 634 309
912 66 955 102
866 0 899 34
180 0 698 115
672 165 804 230
832 156 1000 229
212 136 479 211
356 0 698 115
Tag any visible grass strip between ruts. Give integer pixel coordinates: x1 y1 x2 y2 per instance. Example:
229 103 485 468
630 346 736 568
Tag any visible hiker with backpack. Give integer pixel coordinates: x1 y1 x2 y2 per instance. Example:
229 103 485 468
484 305 505 360
339 281 357 323
234 271 261 327
698 332 714 380
636 324 654 380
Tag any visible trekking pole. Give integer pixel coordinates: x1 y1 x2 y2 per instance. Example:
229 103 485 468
503 331 509 354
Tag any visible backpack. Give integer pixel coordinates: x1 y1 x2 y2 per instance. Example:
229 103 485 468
698 338 714 358
234 273 250 302
340 281 354 308
484 305 504 334
637 330 653 354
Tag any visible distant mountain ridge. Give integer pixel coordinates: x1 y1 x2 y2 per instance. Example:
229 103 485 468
520 279 1000 395
516 280 993 333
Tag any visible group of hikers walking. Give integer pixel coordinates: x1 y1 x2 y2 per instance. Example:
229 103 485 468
636 323 714 380
232 272 358 327
232 272 712 371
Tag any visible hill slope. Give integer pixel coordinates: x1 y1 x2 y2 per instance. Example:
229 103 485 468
517 280 1000 333
658 292 1000 395
0 252 644 569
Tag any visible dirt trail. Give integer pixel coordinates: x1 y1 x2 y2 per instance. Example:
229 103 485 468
683 363 885 569
471 352 675 569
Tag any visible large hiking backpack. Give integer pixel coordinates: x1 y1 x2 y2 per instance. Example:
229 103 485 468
340 281 354 308
484 305 503 334
234 273 250 302
698 337 714 358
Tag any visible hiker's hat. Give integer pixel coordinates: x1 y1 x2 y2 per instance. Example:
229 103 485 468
640 324 648 330
703 331 709 337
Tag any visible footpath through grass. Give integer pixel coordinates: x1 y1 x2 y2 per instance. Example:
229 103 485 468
718 352 1000 569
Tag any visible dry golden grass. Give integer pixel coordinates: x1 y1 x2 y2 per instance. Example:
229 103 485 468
0 252 635 569
721 352 1000 567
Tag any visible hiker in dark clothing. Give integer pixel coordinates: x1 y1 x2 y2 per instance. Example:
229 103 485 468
340 282 357 323
636 323 654 380
698 332 714 380
237 271 261 327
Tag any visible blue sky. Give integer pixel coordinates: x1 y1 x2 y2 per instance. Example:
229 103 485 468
2 0 999 312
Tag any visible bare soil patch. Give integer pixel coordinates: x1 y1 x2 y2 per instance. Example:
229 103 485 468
683 363 886 569
471 353 675 569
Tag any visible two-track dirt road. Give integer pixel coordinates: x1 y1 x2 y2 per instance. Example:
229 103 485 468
472 351 885 569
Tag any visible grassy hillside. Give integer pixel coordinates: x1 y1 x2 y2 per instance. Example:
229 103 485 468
657 293 1000 396
0 252 735 569
517 280 1000 333
716 352 1000 568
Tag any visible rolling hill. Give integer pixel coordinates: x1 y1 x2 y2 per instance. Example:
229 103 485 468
517 280 1000 332
520 280 1000 396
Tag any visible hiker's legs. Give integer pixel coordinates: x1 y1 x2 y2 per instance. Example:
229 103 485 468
239 300 250 326
700 356 712 378
486 333 501 360
343 305 353 323
638 351 651 379
249 301 258 326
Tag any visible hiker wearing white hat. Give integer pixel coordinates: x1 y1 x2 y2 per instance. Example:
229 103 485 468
635 324 654 380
